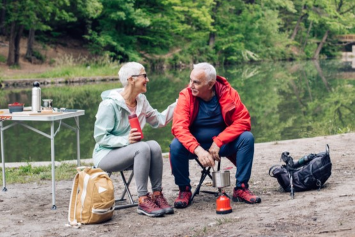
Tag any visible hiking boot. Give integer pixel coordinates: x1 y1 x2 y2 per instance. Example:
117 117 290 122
232 183 261 204
152 190 174 214
174 186 192 208
137 194 165 217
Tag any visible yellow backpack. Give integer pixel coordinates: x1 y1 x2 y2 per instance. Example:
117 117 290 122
68 167 115 225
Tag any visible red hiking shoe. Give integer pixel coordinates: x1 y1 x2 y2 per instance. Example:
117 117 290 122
137 194 165 217
174 186 192 208
152 191 174 214
232 183 261 204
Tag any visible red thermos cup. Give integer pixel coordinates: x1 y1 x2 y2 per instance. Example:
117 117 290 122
128 114 144 139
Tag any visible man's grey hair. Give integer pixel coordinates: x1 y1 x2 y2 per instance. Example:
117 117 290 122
193 62 216 83
118 62 145 87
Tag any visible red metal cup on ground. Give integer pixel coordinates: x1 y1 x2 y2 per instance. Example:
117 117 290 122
128 113 144 139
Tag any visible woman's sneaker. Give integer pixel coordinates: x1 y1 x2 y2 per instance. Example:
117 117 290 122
137 194 165 217
232 183 261 204
152 191 174 214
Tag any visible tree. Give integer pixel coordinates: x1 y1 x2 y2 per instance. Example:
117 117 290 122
312 0 355 59
0 0 6 36
6 0 23 66
209 0 296 63
5 0 102 66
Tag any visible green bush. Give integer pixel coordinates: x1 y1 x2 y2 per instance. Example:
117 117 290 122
33 50 46 62
0 54 6 63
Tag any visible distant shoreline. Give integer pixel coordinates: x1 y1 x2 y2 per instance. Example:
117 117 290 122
0 76 119 89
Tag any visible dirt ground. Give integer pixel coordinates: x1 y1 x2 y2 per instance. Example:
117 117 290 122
0 133 354 237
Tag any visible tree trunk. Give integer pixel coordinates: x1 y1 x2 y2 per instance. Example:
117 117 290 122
14 24 23 64
313 60 331 92
208 0 219 47
25 28 35 61
302 21 313 49
313 30 329 60
7 21 16 65
7 21 23 66
290 13 306 41
0 0 6 36
209 32 215 47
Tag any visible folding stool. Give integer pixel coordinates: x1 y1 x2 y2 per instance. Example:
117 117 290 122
190 158 220 202
109 166 138 210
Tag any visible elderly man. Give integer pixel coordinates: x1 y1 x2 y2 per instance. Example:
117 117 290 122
170 62 261 208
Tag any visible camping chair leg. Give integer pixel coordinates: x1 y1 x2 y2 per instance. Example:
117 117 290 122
117 170 134 203
114 170 138 210
190 166 212 202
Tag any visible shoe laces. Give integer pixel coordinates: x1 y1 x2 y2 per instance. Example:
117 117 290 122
155 193 169 206
178 191 190 199
142 196 159 208
239 187 255 197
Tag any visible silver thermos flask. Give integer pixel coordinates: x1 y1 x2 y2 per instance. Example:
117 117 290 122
31 81 41 112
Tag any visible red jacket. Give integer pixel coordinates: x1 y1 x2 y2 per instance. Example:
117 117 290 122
172 75 251 154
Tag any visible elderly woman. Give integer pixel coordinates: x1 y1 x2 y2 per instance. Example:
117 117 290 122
92 62 176 217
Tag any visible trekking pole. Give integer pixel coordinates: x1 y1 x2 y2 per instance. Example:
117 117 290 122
289 172 294 199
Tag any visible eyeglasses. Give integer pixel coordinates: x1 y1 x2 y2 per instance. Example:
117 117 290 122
131 74 148 79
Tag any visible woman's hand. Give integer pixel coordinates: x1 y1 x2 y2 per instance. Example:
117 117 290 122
129 128 142 144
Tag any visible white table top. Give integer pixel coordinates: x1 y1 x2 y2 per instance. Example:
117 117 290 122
0 108 85 121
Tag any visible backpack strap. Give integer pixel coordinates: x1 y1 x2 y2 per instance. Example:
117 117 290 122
268 165 280 177
68 173 81 226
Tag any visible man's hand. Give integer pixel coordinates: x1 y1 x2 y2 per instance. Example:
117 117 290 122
194 146 215 167
209 142 220 162
129 128 142 144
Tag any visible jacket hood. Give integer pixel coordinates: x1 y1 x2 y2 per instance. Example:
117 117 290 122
101 88 123 100
216 75 230 86
100 88 125 107
100 88 146 114
215 75 231 97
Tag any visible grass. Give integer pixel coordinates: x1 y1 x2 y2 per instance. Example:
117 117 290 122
0 54 6 63
2 64 118 80
0 162 93 184
1 54 120 80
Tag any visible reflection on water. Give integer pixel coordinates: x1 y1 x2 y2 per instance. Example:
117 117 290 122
1 60 354 162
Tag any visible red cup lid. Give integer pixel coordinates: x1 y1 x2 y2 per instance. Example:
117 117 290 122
8 102 24 106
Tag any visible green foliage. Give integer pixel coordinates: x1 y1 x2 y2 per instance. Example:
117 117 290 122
2 0 355 66
32 50 46 62
304 43 318 58
0 54 6 63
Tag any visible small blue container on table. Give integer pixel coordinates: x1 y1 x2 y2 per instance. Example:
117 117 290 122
8 102 24 113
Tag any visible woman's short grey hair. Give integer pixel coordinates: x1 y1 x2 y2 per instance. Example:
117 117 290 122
193 62 216 83
118 62 145 87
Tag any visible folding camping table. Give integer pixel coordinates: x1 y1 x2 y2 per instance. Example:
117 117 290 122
0 109 85 209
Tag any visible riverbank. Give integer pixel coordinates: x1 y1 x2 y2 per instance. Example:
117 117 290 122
1 132 354 236
0 76 119 89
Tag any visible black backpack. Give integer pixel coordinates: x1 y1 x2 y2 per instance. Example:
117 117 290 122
269 145 332 198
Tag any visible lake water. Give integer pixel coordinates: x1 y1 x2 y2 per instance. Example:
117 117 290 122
1 60 354 162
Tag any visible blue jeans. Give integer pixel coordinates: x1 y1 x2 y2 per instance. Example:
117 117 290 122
170 131 254 188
